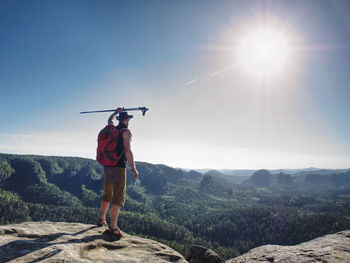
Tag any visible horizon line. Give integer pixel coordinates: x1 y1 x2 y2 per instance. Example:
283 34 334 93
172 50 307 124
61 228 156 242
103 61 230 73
1 151 349 172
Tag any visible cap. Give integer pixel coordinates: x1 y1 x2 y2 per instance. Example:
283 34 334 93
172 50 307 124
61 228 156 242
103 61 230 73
116 111 133 121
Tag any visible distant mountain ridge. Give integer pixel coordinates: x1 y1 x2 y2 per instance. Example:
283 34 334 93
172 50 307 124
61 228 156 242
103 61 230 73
195 167 350 177
1 152 350 196
246 168 350 192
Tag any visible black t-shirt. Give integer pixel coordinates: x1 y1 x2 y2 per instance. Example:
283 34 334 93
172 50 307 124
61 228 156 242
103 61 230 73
115 123 128 168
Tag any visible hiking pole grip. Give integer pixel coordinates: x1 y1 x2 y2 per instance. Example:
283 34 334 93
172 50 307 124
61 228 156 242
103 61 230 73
124 107 149 116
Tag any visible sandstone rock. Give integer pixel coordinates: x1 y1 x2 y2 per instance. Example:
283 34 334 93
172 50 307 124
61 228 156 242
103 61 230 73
0 221 187 263
185 245 225 263
226 230 350 263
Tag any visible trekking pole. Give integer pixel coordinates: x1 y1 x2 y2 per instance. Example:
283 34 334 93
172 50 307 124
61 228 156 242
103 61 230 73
80 107 149 116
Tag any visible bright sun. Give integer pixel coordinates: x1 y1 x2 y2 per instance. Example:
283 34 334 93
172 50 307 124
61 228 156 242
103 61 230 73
235 27 292 77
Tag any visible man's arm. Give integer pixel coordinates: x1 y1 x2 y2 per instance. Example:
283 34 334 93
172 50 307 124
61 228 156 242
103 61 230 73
123 130 139 179
108 107 124 125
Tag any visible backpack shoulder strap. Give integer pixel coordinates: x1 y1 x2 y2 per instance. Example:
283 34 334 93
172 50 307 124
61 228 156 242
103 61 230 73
118 128 129 134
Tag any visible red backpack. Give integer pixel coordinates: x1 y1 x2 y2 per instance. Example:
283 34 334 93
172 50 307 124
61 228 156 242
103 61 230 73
96 125 127 166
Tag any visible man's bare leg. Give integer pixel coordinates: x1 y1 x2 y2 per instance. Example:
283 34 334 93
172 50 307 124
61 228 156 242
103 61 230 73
110 204 121 229
100 200 110 221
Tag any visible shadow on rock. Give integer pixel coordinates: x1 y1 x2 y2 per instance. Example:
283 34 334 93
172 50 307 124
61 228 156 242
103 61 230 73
0 225 100 263
28 249 61 263
102 229 122 242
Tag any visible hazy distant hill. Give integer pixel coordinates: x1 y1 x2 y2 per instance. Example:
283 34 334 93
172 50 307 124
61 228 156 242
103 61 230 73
248 170 292 187
204 170 248 185
245 168 350 193
196 168 350 177
201 167 350 190
195 169 256 177
185 170 203 182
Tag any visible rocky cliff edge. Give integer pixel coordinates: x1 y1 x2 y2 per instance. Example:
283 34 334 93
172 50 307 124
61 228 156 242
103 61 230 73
1 221 350 263
226 230 350 263
0 221 187 263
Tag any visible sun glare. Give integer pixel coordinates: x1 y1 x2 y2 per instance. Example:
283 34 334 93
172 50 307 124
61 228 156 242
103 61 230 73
235 27 292 77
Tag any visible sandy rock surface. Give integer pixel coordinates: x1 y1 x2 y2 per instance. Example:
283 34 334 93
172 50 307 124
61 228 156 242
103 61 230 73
226 230 350 263
0 221 187 263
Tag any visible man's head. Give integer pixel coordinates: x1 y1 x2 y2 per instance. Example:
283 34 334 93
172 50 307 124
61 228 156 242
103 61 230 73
117 111 133 127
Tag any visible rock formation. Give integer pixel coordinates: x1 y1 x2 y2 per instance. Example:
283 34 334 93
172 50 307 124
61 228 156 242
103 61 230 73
227 230 350 263
1 221 349 263
0 221 187 263
185 245 225 263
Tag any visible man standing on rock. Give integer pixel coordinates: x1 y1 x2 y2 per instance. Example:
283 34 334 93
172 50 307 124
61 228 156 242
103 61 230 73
98 107 139 238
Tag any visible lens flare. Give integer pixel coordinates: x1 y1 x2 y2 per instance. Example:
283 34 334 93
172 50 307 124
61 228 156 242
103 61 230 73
235 27 292 77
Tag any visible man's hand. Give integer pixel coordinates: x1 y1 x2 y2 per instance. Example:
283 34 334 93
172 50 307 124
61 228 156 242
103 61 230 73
115 107 124 114
108 107 124 125
131 168 139 179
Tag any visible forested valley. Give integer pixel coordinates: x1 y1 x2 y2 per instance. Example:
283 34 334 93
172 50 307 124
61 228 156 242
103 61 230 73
0 153 350 260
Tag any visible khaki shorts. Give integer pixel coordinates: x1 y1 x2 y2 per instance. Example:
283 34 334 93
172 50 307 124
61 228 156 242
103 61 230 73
102 166 126 206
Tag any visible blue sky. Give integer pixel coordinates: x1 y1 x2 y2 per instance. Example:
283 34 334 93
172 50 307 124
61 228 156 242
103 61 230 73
1 0 350 169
